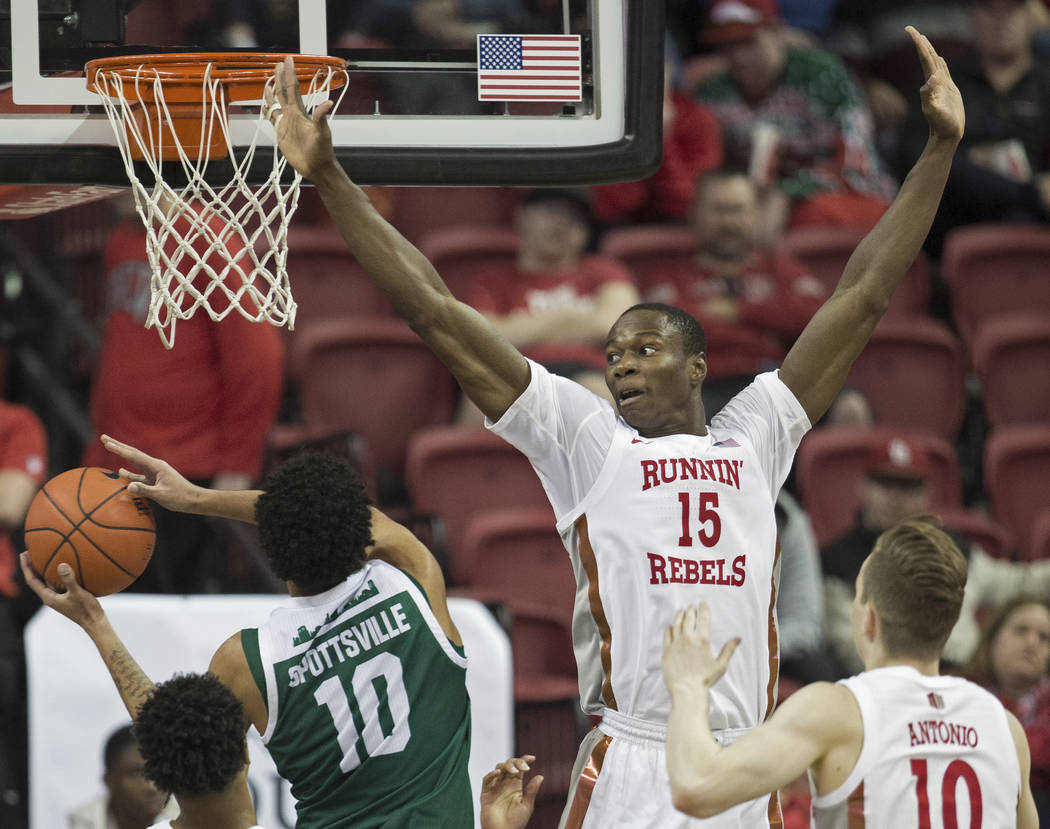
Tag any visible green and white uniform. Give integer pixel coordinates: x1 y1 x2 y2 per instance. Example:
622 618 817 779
241 560 472 828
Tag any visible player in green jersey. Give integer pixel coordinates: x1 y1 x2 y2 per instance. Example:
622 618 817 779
99 435 475 828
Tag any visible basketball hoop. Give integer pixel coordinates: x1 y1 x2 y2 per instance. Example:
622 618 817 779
86 53 348 348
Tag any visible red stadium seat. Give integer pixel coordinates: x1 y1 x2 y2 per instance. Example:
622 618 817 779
845 317 966 440
417 225 519 299
983 427 1050 561
293 317 458 498
936 509 1013 560
461 508 574 622
405 427 553 582
942 224 1050 348
1028 509 1050 562
598 224 695 293
776 226 931 318
285 226 393 337
390 187 521 245
795 428 961 547
972 314 1050 428
508 604 581 810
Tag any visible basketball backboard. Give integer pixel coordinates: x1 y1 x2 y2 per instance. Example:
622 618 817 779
0 0 663 191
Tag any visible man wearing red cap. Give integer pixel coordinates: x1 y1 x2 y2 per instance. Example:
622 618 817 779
698 0 896 243
822 434 1050 676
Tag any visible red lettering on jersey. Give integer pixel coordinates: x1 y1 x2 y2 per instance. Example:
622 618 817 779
647 552 746 587
641 460 659 490
648 552 668 584
638 457 743 491
731 554 746 586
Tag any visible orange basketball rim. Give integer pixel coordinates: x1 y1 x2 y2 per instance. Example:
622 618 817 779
85 52 347 161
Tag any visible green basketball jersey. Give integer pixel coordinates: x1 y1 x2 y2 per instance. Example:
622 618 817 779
240 560 473 828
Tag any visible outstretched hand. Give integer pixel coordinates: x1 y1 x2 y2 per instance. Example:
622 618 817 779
662 604 740 696
480 755 544 829
100 434 203 514
906 26 964 143
20 552 106 630
264 55 338 181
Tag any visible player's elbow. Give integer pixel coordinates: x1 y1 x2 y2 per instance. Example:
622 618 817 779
669 775 729 818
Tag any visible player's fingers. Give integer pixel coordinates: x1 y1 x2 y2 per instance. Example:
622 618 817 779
117 468 148 484
522 774 544 807
521 754 536 764
717 636 742 671
101 435 159 470
312 99 335 124
481 769 500 789
905 26 936 80
277 55 307 114
693 603 706 636
56 562 80 593
18 552 50 599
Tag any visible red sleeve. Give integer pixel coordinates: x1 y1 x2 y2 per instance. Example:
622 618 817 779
209 226 284 478
580 255 635 290
736 253 825 339
466 263 525 315
590 94 723 224
644 95 724 221
211 314 284 478
0 403 47 482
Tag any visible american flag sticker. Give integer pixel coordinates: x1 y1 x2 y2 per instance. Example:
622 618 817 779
928 692 945 709
477 34 582 102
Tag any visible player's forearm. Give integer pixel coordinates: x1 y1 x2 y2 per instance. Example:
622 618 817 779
834 137 957 306
310 161 456 324
185 487 261 524
86 618 156 719
666 685 728 818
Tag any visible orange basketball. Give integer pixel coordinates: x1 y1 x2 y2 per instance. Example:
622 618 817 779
24 467 156 596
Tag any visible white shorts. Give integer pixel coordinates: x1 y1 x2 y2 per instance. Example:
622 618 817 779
558 709 781 829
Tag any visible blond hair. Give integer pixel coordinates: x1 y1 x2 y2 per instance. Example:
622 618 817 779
860 517 967 660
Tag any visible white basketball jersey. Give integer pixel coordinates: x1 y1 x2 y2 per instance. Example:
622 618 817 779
811 666 1021 829
490 362 809 726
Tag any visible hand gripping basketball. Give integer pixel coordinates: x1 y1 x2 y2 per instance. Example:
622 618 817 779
20 552 105 628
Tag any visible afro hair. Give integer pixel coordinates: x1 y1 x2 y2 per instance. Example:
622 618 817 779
134 673 246 796
255 451 374 593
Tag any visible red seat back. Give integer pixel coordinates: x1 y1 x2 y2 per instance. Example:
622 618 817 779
972 314 1050 428
846 318 966 440
796 428 961 547
983 427 1050 561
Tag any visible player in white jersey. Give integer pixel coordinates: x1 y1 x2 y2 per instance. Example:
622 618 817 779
662 518 1039 828
263 24 964 828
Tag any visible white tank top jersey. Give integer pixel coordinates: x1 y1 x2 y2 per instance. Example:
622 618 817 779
489 361 810 728
811 666 1021 829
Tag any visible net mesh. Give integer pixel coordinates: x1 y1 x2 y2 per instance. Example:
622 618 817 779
90 58 348 348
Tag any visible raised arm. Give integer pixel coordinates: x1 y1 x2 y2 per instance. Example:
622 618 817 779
20 554 154 718
662 604 860 816
778 27 964 424
266 58 531 421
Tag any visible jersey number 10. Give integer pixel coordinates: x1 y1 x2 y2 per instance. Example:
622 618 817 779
911 758 982 828
314 652 412 773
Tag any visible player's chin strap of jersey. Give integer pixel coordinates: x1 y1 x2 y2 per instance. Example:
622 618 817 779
599 707 753 748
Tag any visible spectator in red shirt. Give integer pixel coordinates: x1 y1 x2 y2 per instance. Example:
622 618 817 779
83 199 284 593
965 595 1050 824
640 168 824 412
590 59 724 225
0 397 46 824
466 189 640 402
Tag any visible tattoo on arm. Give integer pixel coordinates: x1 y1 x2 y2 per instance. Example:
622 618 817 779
104 644 155 717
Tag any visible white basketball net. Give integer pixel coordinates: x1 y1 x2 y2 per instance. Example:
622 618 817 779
91 60 348 348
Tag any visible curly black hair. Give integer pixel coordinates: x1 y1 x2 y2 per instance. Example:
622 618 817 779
255 451 374 593
620 302 707 357
134 673 246 796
